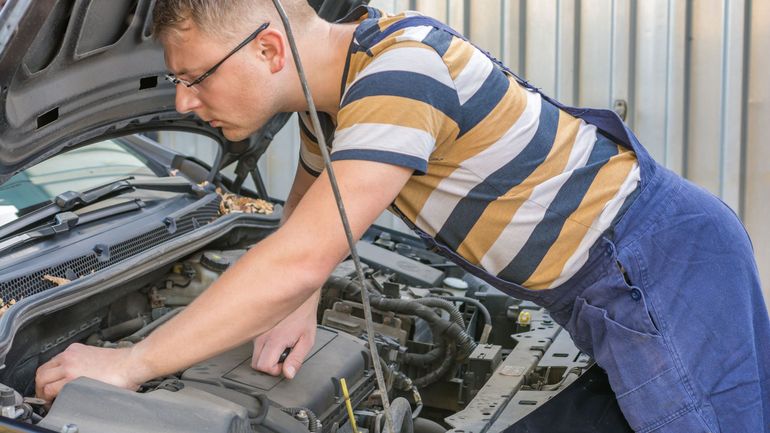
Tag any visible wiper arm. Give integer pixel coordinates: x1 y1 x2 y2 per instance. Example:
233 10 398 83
0 199 146 255
0 177 207 240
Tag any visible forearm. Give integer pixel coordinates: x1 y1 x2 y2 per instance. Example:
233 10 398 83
127 236 326 382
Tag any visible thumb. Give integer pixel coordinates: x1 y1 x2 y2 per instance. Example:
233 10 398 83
282 336 313 379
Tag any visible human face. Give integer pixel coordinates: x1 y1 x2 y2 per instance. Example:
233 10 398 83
164 22 270 92
163 22 281 141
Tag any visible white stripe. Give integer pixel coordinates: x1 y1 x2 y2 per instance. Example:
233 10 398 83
462 91 542 177
564 121 599 171
454 48 495 105
395 25 433 43
414 91 542 235
333 123 436 160
413 168 485 234
342 46 455 101
479 128 599 275
479 172 573 276
548 162 641 288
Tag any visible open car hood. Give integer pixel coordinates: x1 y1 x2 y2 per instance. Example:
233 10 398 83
0 0 366 186
0 0 232 185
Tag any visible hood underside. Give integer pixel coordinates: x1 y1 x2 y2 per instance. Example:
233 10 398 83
0 0 226 184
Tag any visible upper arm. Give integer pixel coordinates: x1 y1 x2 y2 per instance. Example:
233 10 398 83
275 159 412 280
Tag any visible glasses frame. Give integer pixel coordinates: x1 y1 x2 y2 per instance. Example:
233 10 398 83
165 22 271 90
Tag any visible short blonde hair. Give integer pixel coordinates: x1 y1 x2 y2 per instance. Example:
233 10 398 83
152 0 318 42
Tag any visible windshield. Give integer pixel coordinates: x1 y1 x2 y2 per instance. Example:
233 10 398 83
0 139 160 226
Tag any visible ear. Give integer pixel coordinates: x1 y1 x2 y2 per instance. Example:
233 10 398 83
254 28 286 74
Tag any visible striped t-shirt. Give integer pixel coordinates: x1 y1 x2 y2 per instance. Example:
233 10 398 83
299 7 640 290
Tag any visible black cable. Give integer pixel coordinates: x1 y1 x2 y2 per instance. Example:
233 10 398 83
269 2 393 432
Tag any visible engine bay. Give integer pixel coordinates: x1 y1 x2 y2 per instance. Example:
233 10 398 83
0 226 598 433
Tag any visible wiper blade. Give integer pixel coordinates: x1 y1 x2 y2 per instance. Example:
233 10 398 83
0 177 207 240
0 199 146 255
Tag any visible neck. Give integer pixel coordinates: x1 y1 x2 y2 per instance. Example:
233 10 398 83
282 20 356 115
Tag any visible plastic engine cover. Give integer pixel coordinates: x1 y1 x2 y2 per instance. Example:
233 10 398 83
182 326 372 422
38 377 306 433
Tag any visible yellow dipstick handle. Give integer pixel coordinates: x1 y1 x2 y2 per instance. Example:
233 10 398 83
340 378 360 433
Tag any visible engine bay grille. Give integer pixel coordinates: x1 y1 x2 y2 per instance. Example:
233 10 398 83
0 197 221 302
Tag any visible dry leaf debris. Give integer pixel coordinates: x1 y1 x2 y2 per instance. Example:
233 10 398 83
217 188 274 215
43 275 71 286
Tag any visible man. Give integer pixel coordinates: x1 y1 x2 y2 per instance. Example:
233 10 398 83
35 1 769 432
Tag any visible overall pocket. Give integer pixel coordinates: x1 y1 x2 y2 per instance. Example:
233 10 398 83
564 266 707 432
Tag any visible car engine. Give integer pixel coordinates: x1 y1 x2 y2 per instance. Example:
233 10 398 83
0 225 599 433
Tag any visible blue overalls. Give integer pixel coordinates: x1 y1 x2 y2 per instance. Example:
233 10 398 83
370 13 770 433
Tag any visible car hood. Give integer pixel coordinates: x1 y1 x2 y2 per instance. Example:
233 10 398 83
0 0 228 185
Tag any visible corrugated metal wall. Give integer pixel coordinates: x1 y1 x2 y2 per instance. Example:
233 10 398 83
163 0 770 307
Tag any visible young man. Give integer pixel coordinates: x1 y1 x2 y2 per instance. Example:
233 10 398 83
35 1 769 431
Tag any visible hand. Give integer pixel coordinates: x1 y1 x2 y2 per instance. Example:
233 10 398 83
35 343 147 403
251 291 319 379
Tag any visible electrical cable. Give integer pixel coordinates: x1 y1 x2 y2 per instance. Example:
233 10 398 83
269 2 394 433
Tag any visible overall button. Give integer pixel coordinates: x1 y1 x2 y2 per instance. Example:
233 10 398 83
604 245 614 257
630 288 642 301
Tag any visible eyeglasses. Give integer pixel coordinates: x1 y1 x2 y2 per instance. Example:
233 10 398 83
165 22 270 93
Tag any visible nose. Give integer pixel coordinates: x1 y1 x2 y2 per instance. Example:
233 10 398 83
174 85 203 114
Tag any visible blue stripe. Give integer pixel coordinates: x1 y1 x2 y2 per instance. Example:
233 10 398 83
458 68 510 136
366 16 445 47
298 116 317 142
435 100 560 250
497 133 620 284
331 149 428 175
341 71 462 126
422 28 453 56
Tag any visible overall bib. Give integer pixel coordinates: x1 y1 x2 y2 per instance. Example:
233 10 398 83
368 14 770 433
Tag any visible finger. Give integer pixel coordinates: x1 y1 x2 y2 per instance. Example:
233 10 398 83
251 336 267 369
254 342 287 376
40 378 70 403
282 335 313 379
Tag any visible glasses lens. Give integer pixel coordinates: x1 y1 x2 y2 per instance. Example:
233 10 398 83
165 74 199 94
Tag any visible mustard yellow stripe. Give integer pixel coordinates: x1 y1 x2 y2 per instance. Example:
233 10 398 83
447 77 527 161
394 162 460 222
300 128 321 156
345 51 376 90
394 77 527 222
337 95 459 142
523 151 637 289
442 37 474 80
454 111 582 264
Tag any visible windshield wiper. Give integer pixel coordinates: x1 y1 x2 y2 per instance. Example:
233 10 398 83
0 176 208 240
0 199 146 255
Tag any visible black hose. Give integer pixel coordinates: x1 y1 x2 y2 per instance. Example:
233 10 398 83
386 397 414 433
325 276 477 360
413 418 447 433
430 295 493 343
368 297 476 360
412 343 456 388
412 297 464 328
401 343 446 367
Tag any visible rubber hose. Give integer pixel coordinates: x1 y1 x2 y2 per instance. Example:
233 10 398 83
402 344 446 367
325 277 477 360
368 297 476 360
412 297 464 328
412 344 457 388
430 295 493 343
413 418 447 433
387 397 414 433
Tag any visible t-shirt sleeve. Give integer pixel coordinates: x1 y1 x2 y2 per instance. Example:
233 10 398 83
297 112 324 177
331 43 460 175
